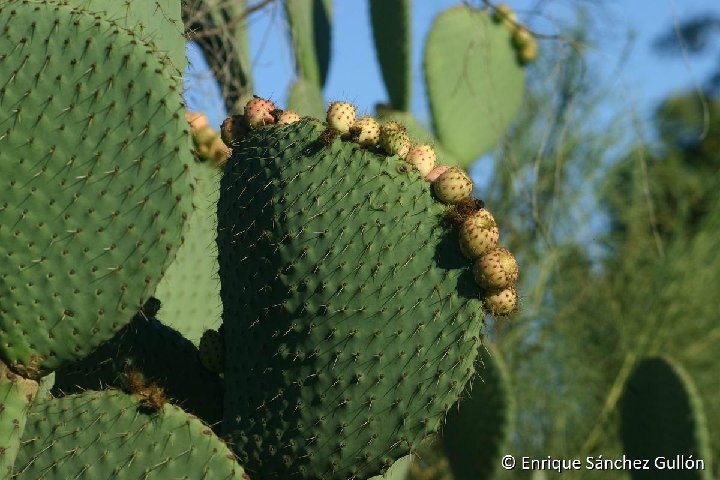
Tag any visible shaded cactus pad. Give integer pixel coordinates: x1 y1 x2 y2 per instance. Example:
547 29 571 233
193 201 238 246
218 120 484 479
13 390 247 479
0 1 193 376
621 356 713 480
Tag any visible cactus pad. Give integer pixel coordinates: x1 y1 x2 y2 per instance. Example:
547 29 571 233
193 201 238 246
0 362 38 478
621 356 712 480
13 390 247 479
0 2 193 376
218 120 484 479
424 5 525 167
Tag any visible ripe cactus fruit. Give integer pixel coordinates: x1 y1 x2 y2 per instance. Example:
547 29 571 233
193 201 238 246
473 247 519 290
518 38 539 64
349 116 381 147
426 165 449 182
380 120 411 158
432 167 474 204
278 110 302 124
459 209 500 259
493 3 517 28
405 144 437 177
326 101 357 133
244 96 276 128
193 125 218 147
199 329 225 374
186 112 209 130
221 114 249 146
483 286 518 316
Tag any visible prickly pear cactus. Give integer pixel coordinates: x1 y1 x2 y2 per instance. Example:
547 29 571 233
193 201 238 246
218 119 486 479
13 390 247 479
0 0 193 377
621 356 713 480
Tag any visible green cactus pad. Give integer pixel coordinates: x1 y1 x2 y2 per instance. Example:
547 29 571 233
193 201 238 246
154 160 223 344
288 78 326 119
13 390 247 479
53 314 224 427
64 0 187 74
284 0 332 87
621 356 712 480
370 0 412 111
441 344 514 480
0 2 193 377
218 120 484 479
424 5 525 167
368 454 412 480
0 362 38 478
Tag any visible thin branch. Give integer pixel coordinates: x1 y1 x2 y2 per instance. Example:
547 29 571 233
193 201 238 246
189 0 277 40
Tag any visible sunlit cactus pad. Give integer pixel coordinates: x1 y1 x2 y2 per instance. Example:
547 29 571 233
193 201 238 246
13 390 247 479
218 120 484 479
0 1 193 376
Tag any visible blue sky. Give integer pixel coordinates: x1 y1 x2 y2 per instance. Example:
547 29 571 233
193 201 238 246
184 0 720 136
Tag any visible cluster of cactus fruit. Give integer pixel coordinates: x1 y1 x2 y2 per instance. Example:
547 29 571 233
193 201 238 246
0 1 536 479
223 96 521 318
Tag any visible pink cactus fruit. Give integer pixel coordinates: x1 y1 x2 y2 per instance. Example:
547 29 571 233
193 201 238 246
244 97 276 128
326 101 357 133
349 116 381 147
404 144 437 177
278 110 302 125
379 121 411 158
186 112 209 131
425 165 449 182
458 209 500 259
220 115 248 146
432 167 473 204
472 247 519 290
484 286 518 316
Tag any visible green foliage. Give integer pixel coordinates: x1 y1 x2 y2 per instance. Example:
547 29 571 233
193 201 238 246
14 390 246 479
217 120 484 479
621 357 712 480
0 0 193 376
424 6 525 167
370 0 412 111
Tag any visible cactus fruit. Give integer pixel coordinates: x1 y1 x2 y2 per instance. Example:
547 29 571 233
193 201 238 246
459 209 500 259
512 26 533 48
245 96 277 128
278 110 303 124
349 116 382 147
326 101 357 133
194 125 219 147
483 286 518 316
199 328 225 374
221 114 250 146
432 167 474 204
493 3 517 28
380 120 411 158
518 38 539 64
405 144 437 177
218 120 484 479
426 165 450 182
186 111 210 130
472 247 519 290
